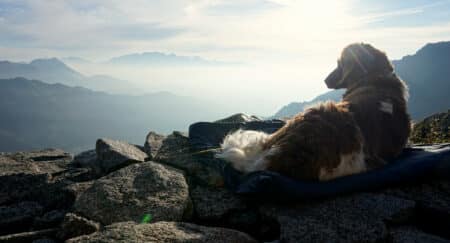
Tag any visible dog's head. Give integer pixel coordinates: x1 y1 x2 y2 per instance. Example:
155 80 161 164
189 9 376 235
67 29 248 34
325 43 393 89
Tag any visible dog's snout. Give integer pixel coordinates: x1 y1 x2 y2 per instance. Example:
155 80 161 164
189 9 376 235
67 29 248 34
325 67 342 89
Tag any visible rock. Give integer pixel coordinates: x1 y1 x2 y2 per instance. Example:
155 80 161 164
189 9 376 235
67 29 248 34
63 181 95 202
154 132 225 187
95 138 148 173
144 131 166 159
189 114 285 150
0 149 71 176
261 193 416 242
0 149 77 209
0 170 75 210
191 186 246 220
59 167 99 182
389 226 450 243
33 210 65 229
0 169 48 206
0 148 94 183
66 221 257 243
0 228 58 243
411 110 450 144
385 180 450 215
73 149 96 164
73 161 189 225
190 186 279 242
56 213 100 240
154 131 190 162
0 173 75 211
71 150 97 169
0 201 44 235
69 150 103 180
215 113 262 123
384 180 450 238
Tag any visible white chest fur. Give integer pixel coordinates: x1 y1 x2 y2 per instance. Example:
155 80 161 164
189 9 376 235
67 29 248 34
319 149 367 181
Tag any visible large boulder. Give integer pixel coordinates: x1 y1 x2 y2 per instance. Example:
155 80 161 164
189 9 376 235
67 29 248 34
95 138 148 173
261 193 416 242
73 161 189 225
66 221 257 243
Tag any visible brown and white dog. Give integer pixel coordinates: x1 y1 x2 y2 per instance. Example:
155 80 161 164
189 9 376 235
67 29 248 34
217 43 411 181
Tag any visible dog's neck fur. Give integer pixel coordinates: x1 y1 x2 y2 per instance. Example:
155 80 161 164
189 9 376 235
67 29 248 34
345 69 396 94
343 68 409 107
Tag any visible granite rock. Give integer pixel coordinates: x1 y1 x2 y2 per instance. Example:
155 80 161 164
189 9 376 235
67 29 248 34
67 221 257 243
73 161 189 225
95 138 148 173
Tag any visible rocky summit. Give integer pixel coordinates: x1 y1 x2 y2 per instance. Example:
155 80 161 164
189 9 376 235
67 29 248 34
0 113 449 243
411 110 450 144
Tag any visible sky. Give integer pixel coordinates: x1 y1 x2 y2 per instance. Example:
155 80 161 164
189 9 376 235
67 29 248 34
1 0 450 115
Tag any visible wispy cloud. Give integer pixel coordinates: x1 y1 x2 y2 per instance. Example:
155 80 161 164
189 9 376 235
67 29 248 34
0 0 187 54
356 0 450 27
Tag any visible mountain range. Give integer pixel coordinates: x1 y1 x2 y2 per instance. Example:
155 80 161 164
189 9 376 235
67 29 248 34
0 58 135 94
273 41 450 121
0 77 231 153
106 52 231 66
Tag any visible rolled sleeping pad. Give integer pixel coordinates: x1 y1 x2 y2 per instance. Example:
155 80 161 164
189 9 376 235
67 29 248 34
222 144 450 202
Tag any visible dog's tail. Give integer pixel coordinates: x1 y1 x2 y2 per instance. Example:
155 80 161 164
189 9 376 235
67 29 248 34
216 129 277 173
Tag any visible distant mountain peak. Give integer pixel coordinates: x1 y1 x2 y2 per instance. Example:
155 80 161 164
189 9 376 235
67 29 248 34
61 57 91 64
107 52 230 66
30 57 77 71
414 41 450 58
31 57 64 65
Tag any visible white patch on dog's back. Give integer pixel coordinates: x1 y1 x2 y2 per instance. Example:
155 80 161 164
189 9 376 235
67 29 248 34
319 149 367 181
380 101 393 114
216 130 279 173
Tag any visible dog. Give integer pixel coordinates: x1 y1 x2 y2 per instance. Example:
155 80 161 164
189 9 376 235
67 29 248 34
217 43 411 181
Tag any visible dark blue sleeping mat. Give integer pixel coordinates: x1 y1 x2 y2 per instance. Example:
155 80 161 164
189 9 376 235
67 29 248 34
222 144 450 201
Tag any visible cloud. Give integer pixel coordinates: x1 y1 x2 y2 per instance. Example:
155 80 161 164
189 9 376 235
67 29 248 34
355 0 450 28
204 0 283 15
1 1 450 67
0 0 186 53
